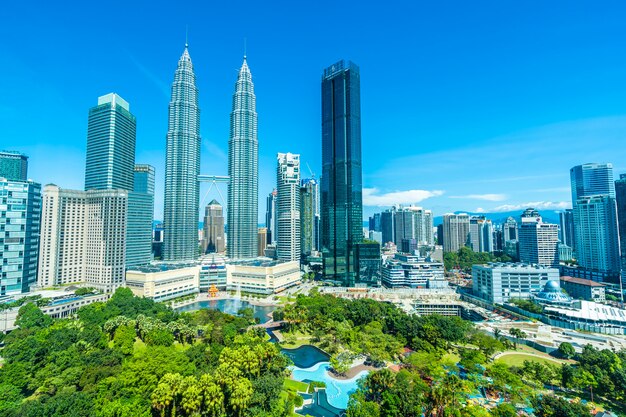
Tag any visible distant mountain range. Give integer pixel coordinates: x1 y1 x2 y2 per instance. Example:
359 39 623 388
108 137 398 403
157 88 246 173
432 210 561 226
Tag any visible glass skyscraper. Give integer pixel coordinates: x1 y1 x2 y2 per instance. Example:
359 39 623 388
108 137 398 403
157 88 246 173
163 45 201 261
570 163 621 281
227 56 258 259
0 178 41 295
0 150 28 181
321 60 363 286
85 93 136 191
127 164 155 267
570 163 615 202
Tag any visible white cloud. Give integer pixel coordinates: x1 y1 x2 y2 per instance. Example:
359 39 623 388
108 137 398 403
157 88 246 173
450 193 507 201
474 207 486 213
491 201 572 212
363 188 444 206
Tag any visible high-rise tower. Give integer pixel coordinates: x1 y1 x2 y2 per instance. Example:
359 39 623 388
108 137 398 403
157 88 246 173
202 200 225 254
227 56 258 259
321 60 363 286
163 45 201 261
276 153 301 261
85 93 136 191
570 163 621 283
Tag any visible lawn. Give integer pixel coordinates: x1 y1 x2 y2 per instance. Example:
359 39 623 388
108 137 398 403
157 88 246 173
496 352 567 367
284 378 309 393
280 330 314 349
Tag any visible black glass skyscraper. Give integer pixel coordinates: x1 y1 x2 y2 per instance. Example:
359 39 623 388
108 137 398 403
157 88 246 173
321 60 363 286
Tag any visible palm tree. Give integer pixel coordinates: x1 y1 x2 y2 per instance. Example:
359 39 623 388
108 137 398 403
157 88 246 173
199 374 225 417
229 378 253 416
152 379 175 417
182 380 202 417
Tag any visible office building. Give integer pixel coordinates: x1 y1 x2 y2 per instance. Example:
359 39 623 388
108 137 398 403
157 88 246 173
202 200 225 254
394 209 414 247
381 209 395 245
558 209 575 250
442 213 470 253
227 56 258 260
616 174 626 260
276 153 300 262
472 263 559 304
126 164 155 268
493 228 504 252
0 179 41 295
321 60 363 285
126 264 199 302
258 227 267 257
570 163 621 281
85 93 136 192
469 216 493 253
369 213 381 232
152 223 164 259
573 195 621 278
300 178 318 255
0 151 28 181
265 189 277 245
382 253 444 288
570 163 615 201
560 276 606 302
38 185 127 292
503 216 518 243
518 208 559 267
163 45 201 261
354 241 382 285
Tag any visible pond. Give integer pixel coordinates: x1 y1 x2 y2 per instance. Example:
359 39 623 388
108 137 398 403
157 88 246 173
175 298 275 323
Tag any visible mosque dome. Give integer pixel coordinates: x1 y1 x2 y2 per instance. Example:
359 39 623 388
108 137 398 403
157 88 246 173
534 280 573 305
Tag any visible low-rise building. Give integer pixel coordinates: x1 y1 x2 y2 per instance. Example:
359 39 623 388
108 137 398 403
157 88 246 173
472 262 559 304
560 276 606 302
125 264 199 301
382 253 444 288
226 258 300 294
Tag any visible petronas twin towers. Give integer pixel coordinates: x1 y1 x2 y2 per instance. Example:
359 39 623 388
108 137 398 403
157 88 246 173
163 45 258 261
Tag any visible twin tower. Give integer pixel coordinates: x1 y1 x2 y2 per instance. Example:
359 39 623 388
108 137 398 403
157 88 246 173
163 45 258 261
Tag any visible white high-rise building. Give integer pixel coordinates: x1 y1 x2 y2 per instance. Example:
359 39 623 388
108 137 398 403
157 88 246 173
276 153 301 261
518 208 559 267
38 185 127 292
443 213 470 253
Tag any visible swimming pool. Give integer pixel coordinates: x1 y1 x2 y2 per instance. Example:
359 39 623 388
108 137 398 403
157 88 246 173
290 361 369 409
282 345 329 368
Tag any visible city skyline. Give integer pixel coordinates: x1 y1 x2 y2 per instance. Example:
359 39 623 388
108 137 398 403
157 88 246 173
4 2 626 222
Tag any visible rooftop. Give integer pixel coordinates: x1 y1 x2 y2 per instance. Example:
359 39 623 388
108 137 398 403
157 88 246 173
560 276 606 287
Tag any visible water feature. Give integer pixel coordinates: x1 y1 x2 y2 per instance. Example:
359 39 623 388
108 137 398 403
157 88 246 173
176 299 275 323
282 345 329 368
290 361 368 410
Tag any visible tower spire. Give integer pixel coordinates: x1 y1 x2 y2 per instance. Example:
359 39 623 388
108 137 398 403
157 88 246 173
185 25 189 48
243 37 247 60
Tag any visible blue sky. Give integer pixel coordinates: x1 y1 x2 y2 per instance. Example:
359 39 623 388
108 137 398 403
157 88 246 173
2 1 626 222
